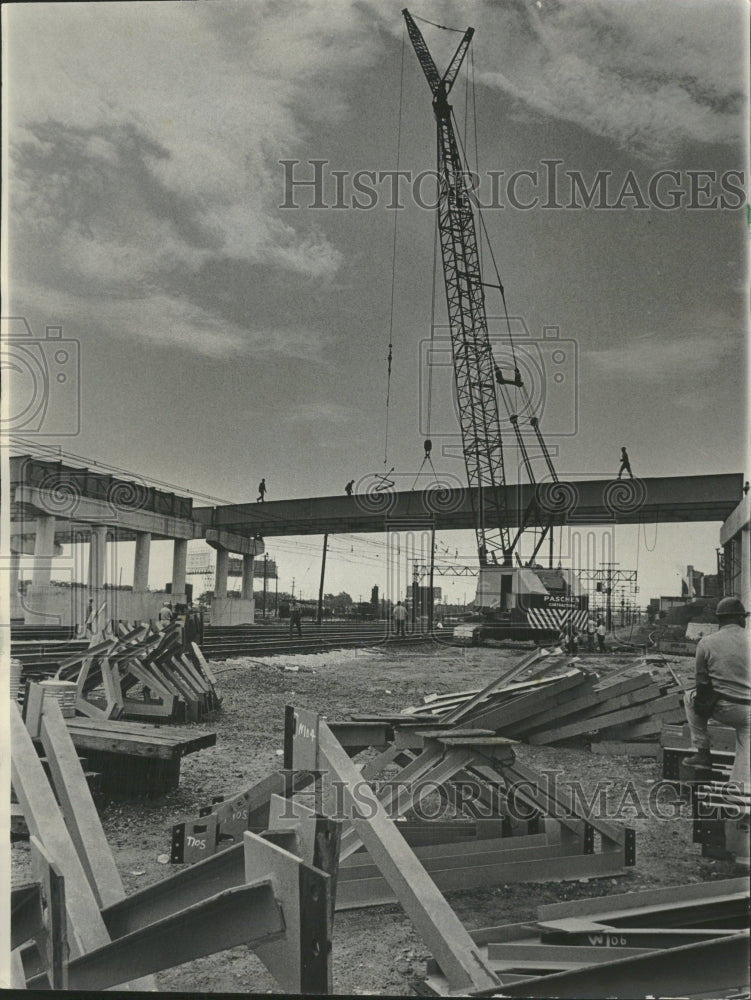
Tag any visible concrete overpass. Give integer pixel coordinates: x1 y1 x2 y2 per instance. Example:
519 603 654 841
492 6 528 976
194 474 744 538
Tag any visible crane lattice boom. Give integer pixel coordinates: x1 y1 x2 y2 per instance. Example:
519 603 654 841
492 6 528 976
404 9 512 566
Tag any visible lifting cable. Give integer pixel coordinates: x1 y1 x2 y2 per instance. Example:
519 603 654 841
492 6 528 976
383 28 406 470
411 12 466 33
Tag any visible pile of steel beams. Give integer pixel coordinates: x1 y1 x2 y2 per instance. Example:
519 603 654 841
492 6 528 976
52 623 221 722
10 694 340 993
416 878 750 997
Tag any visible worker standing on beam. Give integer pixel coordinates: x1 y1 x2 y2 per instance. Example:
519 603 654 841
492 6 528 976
257 478 266 503
683 597 750 788
345 480 355 496
617 447 633 479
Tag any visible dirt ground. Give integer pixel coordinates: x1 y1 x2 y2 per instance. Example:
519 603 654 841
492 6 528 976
12 641 746 995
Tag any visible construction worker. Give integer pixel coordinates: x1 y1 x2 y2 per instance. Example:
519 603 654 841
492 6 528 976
683 597 750 787
289 599 302 637
585 616 597 651
345 480 355 496
257 478 266 503
393 600 408 637
158 601 173 630
596 617 606 652
617 447 633 479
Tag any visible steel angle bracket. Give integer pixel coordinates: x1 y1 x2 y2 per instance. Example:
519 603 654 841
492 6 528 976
244 829 335 994
171 814 219 863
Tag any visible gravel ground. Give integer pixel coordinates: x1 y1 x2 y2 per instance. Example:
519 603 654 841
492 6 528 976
11 641 745 995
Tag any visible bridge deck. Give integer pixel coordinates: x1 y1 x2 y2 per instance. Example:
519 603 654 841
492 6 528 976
194 474 742 539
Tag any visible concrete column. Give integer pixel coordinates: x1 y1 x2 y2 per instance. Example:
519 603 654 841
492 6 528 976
9 550 20 596
241 554 255 600
172 538 188 598
742 524 750 611
88 525 108 594
31 515 56 591
214 548 229 599
133 532 151 591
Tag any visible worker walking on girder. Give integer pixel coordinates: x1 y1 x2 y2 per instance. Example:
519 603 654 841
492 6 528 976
345 480 355 496
617 447 633 480
257 478 266 503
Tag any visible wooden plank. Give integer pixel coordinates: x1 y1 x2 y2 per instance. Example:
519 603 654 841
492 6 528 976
10 702 113 959
442 648 546 725
315 716 500 994
603 708 687 741
512 675 660 738
38 699 125 910
528 691 682 745
469 672 595 733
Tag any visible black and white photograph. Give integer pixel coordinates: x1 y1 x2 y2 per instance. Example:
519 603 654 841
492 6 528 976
2 0 749 994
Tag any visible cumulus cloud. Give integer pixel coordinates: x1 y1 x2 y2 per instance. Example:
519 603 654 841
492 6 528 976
366 0 746 160
5 1 379 356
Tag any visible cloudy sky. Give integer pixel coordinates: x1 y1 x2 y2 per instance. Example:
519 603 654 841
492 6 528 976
4 0 748 605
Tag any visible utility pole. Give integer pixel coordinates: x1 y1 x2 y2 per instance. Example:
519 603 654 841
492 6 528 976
428 528 436 634
262 553 268 620
317 534 328 626
412 561 419 633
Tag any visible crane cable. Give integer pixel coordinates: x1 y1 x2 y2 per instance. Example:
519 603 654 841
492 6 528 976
384 28 406 469
411 12 466 33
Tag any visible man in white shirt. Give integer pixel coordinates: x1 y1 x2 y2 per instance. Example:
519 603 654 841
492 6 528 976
683 597 750 786
393 600 408 638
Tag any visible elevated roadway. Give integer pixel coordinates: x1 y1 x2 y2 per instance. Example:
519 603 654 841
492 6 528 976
194 474 743 539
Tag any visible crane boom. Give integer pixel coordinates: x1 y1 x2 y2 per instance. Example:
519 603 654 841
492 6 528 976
403 9 511 566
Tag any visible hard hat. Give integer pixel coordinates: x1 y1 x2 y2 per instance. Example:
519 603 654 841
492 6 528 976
715 596 748 617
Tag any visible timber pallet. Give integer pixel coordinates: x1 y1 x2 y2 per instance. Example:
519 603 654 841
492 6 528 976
23 680 217 798
10 686 341 993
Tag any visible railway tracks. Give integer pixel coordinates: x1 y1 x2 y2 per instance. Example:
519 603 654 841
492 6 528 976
10 621 454 679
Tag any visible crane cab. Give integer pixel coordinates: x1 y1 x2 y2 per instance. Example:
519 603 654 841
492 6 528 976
454 565 588 645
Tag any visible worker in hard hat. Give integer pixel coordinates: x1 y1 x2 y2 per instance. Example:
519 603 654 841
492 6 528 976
158 601 174 630
683 597 750 787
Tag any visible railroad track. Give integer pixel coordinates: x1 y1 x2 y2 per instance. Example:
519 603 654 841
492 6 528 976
10 621 456 677
201 622 453 659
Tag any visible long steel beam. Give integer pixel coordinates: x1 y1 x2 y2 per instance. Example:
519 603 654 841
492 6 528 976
194 474 742 538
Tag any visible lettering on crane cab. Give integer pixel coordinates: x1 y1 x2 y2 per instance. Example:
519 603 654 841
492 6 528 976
543 595 578 607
